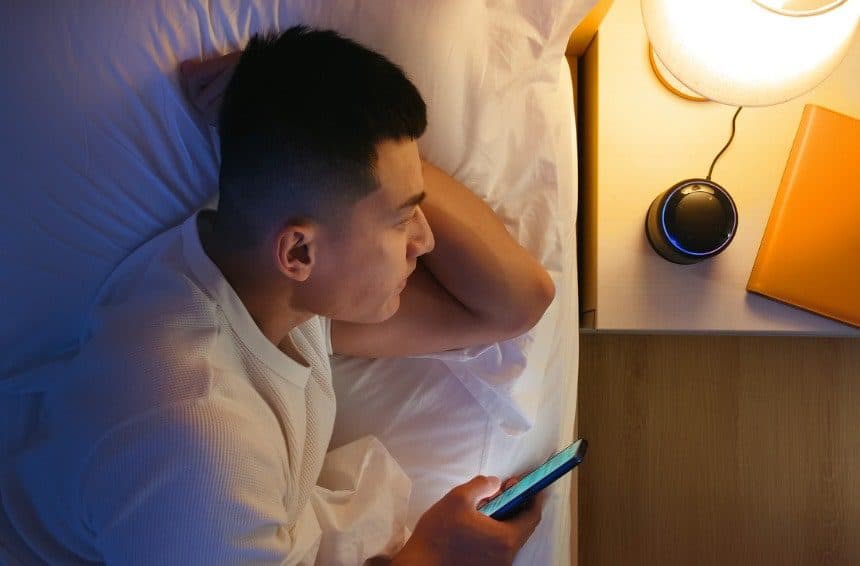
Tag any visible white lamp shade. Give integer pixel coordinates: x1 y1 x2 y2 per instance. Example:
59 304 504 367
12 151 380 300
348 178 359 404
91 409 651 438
641 0 859 106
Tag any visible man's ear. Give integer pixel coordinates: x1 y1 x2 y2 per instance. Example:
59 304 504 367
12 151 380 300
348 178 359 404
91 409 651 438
274 223 316 282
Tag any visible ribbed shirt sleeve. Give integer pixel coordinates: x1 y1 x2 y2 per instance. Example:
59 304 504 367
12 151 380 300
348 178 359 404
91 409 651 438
321 316 334 357
79 400 321 565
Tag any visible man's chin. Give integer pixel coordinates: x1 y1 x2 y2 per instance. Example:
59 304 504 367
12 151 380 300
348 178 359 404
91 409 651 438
378 294 401 321
339 296 400 325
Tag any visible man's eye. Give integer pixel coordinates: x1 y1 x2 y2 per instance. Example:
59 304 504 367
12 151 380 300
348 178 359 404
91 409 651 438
398 209 418 226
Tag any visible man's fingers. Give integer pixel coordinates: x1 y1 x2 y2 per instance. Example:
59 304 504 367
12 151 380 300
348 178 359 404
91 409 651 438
482 481 511 506
198 63 236 112
475 474 525 512
455 475 502 507
179 60 215 99
501 491 545 547
179 52 242 117
180 52 239 85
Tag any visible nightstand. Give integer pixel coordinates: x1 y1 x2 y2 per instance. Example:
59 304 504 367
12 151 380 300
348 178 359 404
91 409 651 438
578 0 860 335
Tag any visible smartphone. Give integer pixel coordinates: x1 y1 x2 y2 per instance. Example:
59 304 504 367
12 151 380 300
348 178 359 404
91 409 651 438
477 438 587 520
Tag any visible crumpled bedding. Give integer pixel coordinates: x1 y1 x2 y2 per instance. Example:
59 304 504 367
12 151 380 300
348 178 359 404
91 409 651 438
0 1 589 563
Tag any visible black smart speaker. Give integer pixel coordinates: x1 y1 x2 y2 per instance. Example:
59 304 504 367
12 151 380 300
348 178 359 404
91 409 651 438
645 178 738 265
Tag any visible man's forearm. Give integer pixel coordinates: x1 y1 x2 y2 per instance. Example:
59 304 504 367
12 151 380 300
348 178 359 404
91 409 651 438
418 161 555 331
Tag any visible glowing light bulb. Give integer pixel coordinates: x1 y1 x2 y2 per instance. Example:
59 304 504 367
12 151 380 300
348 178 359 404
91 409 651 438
641 0 859 105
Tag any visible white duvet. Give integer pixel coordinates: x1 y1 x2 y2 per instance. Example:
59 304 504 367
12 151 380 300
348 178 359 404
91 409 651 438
1 1 588 563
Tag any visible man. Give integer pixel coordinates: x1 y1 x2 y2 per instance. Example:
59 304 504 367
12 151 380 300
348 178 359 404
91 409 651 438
1 27 554 564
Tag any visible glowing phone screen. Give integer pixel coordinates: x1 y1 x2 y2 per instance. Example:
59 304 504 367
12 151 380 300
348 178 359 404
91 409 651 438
478 438 585 518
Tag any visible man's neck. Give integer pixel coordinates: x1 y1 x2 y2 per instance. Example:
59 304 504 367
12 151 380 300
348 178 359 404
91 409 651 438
197 212 313 366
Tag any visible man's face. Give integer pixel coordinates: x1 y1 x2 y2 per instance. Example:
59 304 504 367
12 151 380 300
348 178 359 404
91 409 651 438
302 138 435 323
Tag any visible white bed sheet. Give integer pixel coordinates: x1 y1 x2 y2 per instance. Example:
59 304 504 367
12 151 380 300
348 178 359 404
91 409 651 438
1 1 585 563
329 58 579 566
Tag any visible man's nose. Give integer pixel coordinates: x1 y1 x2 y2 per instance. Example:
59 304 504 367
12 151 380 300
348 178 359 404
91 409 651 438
410 207 435 257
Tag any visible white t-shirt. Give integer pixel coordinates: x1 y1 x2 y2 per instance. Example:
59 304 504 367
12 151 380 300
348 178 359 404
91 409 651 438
0 211 410 565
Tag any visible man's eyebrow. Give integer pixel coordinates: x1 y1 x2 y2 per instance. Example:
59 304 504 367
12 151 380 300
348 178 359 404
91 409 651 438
396 191 427 211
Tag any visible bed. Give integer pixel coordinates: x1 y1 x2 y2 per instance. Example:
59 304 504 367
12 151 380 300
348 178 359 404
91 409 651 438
0 1 599 563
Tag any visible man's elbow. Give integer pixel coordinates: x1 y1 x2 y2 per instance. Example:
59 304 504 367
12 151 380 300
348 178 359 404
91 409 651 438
507 270 557 335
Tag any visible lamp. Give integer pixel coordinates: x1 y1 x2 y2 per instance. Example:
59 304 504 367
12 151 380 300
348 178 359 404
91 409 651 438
640 0 859 264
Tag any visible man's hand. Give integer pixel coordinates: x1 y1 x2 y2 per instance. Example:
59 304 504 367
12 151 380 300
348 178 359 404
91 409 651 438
179 52 241 126
392 475 544 566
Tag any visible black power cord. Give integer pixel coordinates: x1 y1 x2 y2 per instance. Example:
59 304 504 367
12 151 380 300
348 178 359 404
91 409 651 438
706 106 743 181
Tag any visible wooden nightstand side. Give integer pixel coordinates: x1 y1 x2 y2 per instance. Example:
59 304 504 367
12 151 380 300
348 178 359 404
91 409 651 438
577 32 601 330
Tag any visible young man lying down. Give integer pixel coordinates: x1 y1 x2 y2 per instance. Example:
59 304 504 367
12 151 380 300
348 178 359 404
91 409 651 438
3 27 554 565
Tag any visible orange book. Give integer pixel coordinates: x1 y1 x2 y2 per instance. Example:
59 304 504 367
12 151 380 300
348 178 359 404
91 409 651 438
747 104 860 328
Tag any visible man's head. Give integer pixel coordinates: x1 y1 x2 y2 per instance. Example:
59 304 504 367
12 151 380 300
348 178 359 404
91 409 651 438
216 27 434 324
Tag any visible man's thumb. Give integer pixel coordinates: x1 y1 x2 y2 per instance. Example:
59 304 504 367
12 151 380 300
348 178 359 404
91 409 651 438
458 475 502 505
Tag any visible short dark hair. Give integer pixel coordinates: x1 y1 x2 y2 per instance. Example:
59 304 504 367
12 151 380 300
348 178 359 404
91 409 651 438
216 26 427 246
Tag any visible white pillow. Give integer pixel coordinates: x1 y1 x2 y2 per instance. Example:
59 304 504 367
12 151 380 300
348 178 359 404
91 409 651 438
0 0 592 374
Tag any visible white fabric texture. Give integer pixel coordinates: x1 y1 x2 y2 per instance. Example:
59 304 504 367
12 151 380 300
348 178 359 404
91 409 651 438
0 0 591 563
0 212 410 564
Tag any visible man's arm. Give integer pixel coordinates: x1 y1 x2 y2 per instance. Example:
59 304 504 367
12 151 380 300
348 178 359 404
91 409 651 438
418 160 555 333
83 403 299 564
330 162 555 358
